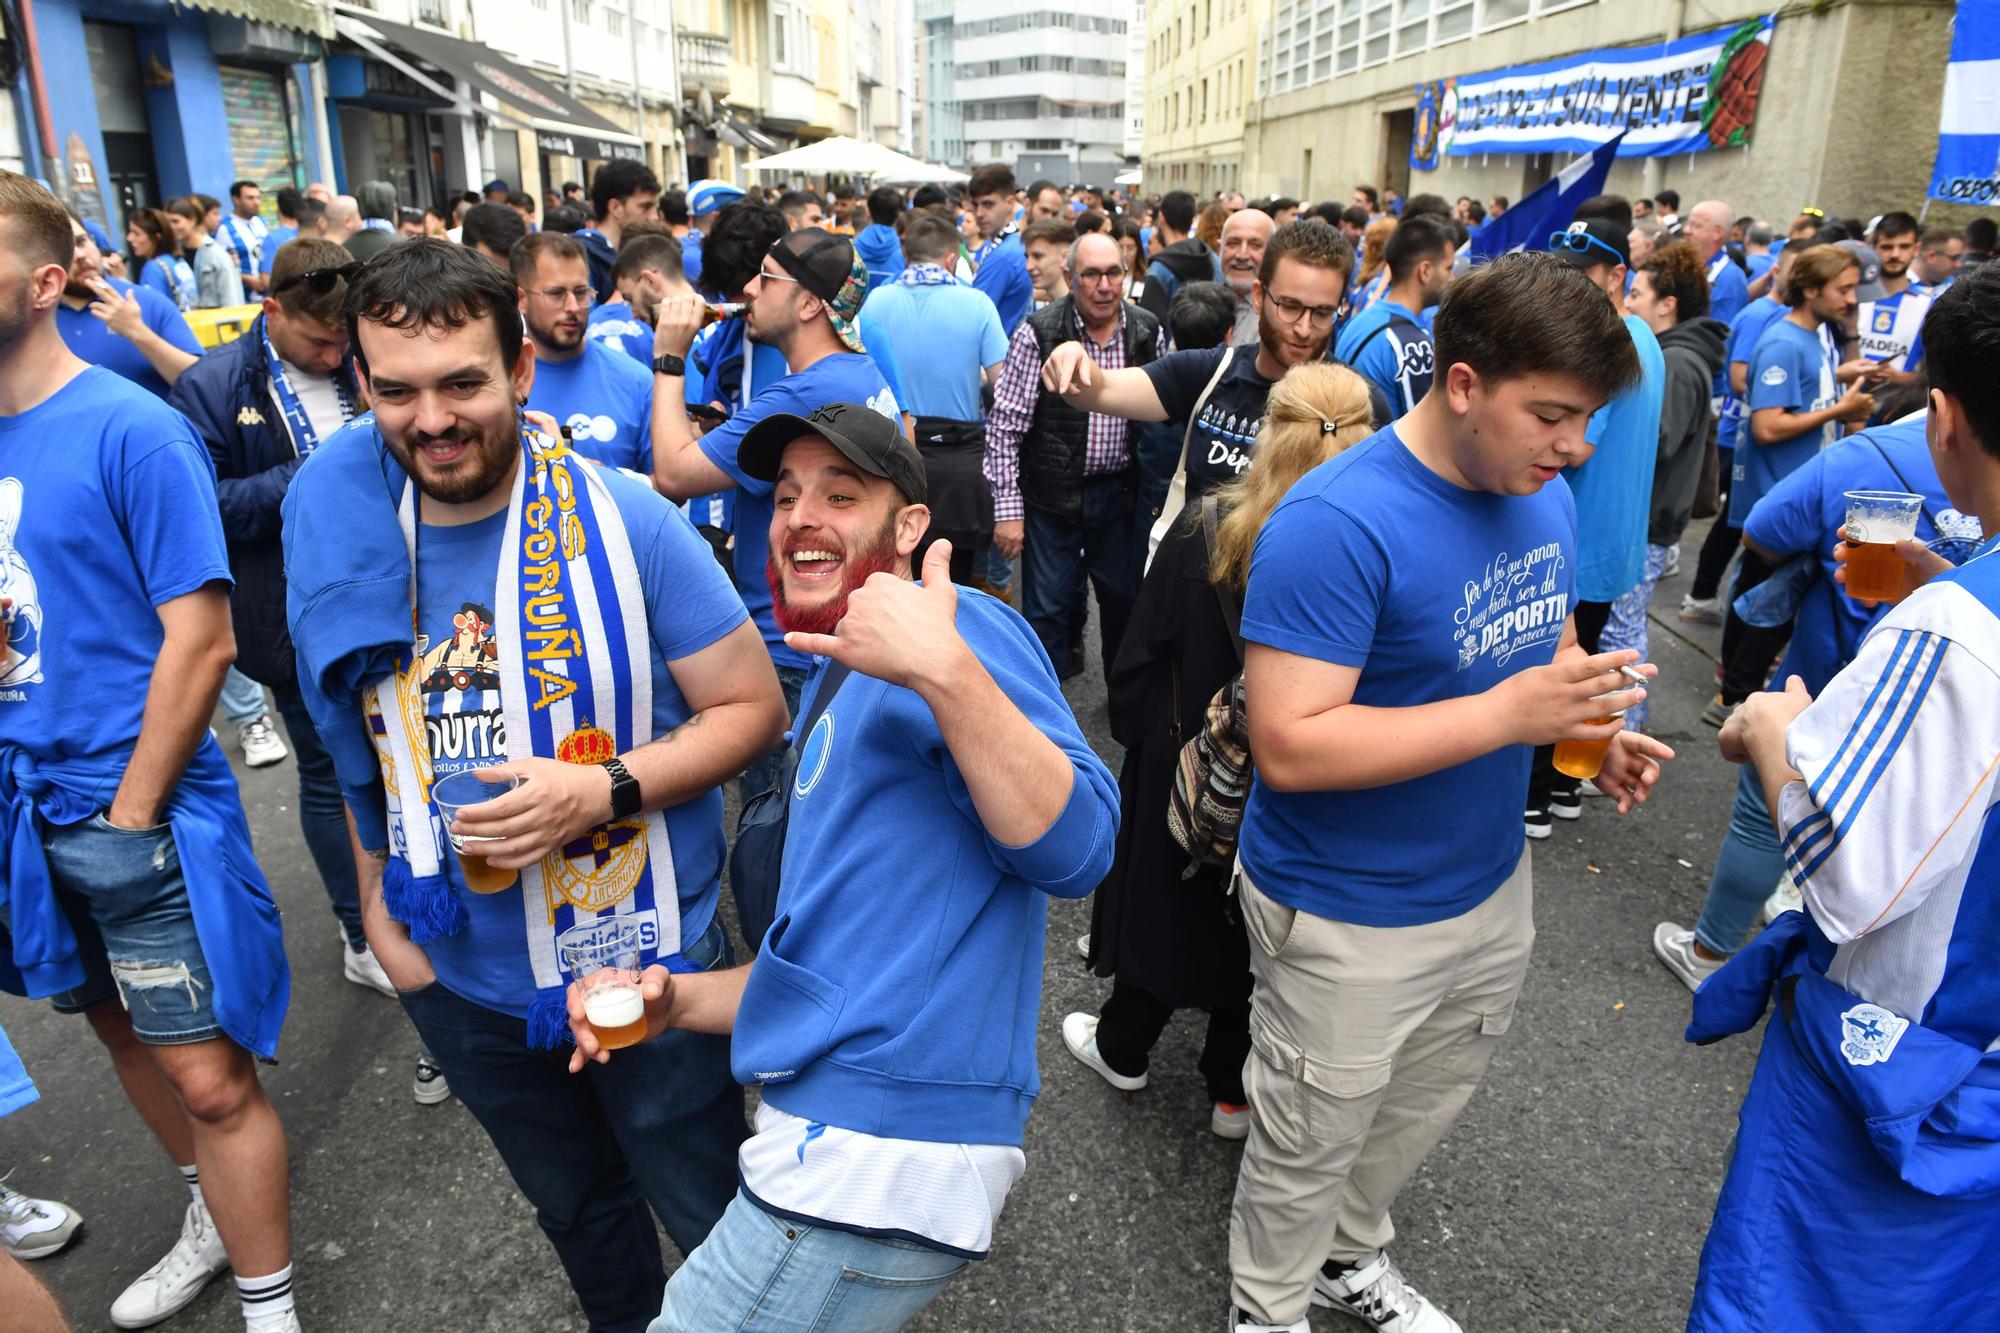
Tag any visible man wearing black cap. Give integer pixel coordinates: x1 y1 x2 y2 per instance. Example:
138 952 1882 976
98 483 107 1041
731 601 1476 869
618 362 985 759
647 228 906 796
568 402 1119 1331
1524 216 1666 838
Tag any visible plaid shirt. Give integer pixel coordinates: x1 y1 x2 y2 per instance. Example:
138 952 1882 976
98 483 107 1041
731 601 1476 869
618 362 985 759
984 303 1144 523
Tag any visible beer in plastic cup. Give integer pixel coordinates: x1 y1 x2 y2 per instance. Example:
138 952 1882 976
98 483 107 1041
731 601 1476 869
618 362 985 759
431 769 522 894
558 919 649 1052
1842 490 1925 603
1551 664 1648 782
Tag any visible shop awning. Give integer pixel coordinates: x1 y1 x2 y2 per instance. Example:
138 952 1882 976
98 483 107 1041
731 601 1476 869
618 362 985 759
717 118 780 153
332 8 645 161
179 0 333 39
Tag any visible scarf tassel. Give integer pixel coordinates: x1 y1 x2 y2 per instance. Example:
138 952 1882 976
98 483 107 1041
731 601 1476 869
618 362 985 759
523 951 704 1051
382 855 468 944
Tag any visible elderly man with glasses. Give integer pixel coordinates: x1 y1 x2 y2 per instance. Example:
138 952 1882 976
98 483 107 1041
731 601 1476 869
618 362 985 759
985 229 1163 682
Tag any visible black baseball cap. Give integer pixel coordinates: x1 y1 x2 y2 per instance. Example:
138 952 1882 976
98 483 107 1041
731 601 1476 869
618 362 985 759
1548 216 1631 271
738 402 928 505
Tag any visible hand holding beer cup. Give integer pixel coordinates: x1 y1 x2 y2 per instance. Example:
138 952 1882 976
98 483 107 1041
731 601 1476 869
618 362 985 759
1835 492 1952 606
1497 647 1652 749
568 958 674 1070
560 919 655 1068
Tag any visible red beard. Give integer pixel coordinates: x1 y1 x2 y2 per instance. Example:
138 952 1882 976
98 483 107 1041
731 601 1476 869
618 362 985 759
766 526 903 639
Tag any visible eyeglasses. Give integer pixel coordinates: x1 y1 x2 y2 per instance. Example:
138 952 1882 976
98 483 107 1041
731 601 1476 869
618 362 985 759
273 262 362 297
1266 294 1339 328
531 285 596 307
754 266 802 287
1548 230 1625 266
1072 266 1126 286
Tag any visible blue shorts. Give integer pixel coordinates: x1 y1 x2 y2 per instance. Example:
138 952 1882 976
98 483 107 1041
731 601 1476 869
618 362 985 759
38 813 221 1045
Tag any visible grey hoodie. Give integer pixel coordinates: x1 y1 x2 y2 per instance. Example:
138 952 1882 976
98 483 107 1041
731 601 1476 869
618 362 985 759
1650 315 1730 546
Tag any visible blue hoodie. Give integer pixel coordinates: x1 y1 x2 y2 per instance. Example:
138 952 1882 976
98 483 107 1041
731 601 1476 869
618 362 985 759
732 591 1119 1146
854 223 904 294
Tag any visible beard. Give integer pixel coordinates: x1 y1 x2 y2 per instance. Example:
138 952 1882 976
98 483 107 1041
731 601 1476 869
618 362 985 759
383 418 520 505
0 281 34 353
1257 306 1330 368
765 512 902 638
527 310 585 353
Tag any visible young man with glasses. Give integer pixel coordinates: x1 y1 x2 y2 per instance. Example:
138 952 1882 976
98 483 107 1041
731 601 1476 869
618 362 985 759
513 232 656 473
986 230 1161 681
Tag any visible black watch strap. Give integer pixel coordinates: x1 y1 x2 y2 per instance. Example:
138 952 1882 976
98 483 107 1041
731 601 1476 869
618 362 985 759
601 756 642 820
652 352 686 377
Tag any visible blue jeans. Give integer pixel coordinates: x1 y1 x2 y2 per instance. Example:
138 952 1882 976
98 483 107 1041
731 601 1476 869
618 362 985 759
1693 763 1785 957
398 918 745 1333
36 813 220 1044
653 1189 968 1333
219 665 268 726
1020 476 1140 676
984 540 1013 594
738 664 809 808
269 677 364 950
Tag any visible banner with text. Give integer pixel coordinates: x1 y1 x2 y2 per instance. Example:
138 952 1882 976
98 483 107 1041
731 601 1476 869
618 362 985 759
1420 16 1773 164
1927 0 2000 205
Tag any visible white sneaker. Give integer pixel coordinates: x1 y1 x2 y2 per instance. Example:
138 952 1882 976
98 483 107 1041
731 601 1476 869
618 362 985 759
413 1053 452 1106
1060 1012 1147 1092
1652 922 1728 994
111 1199 229 1329
1075 932 1091 962
236 715 289 768
244 1312 301 1333
1678 593 1724 624
1228 1307 1307 1333
1762 877 1804 925
1312 1250 1461 1333
1661 542 1682 579
1211 1100 1251 1141
342 940 397 999
0 1181 82 1258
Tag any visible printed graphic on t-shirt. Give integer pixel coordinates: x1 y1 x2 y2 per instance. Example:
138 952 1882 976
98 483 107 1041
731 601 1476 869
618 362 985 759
1193 405 1256 477
0 478 43 690
1453 544 1569 671
421 602 506 771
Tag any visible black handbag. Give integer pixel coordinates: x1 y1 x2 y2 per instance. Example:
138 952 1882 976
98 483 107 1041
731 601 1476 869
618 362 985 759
728 663 851 952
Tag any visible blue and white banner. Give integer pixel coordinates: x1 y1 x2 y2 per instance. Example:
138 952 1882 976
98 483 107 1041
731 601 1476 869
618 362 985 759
1928 0 2000 205
1438 17 1773 160
1467 134 1625 263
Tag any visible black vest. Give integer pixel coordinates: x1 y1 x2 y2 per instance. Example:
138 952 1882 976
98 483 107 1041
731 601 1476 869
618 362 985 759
1018 297 1160 523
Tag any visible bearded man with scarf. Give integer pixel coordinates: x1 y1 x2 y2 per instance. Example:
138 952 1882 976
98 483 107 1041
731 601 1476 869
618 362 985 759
282 239 788 1333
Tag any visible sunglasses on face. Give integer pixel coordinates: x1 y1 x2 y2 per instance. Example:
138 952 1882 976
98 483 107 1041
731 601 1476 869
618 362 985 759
274 263 363 297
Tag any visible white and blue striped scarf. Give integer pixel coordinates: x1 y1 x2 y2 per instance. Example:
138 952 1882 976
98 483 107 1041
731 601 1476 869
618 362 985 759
897 262 960 287
371 426 686 1046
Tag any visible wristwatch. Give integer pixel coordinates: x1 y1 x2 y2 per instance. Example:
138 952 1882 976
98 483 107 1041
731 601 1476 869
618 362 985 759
601 757 642 821
651 352 686 378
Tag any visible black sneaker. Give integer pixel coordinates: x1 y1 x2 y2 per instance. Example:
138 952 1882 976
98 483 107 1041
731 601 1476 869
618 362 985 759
1524 806 1553 840
1549 788 1584 820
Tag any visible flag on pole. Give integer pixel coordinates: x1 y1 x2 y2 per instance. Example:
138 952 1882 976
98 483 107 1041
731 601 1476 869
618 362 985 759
1467 132 1628 263
1927 0 2000 206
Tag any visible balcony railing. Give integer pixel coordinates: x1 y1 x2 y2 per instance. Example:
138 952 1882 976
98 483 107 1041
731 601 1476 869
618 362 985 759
415 0 450 27
677 32 731 86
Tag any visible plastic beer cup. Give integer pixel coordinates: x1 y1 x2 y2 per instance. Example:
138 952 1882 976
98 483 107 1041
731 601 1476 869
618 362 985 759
1551 665 1648 782
558 919 649 1051
1842 490 1925 603
431 769 522 893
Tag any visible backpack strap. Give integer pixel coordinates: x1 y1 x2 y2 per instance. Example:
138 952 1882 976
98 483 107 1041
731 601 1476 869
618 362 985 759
1201 494 1246 664
1147 345 1237 572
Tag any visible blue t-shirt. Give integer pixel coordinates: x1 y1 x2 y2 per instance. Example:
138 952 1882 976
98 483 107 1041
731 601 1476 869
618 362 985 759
1238 426 1577 925
856 282 1006 421
1742 417 1950 694
55 277 202 399
413 474 748 1017
257 225 299 275
1734 316 1838 526
1718 296 1786 453
0 366 233 761
1568 314 1664 603
1707 252 1751 331
525 341 655 473
972 234 1033 335
139 256 195 311
586 300 657 367
1747 251 1775 284
682 229 704 286
1333 298 1434 420
698 352 900 671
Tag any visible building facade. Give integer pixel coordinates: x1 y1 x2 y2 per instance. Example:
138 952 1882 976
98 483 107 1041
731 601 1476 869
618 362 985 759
1140 0 1262 193
1235 0 1955 224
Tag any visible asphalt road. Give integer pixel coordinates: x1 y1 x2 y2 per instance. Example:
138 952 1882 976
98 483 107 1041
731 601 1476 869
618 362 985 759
1 525 1763 1333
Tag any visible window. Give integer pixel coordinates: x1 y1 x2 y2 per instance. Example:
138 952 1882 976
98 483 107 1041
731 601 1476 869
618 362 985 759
1394 0 1426 54
571 0 593 23
1483 0 1531 23
606 5 623 35
771 3 787 64
416 0 449 22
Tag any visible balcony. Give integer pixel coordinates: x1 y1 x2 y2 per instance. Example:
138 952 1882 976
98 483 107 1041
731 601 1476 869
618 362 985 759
678 32 731 91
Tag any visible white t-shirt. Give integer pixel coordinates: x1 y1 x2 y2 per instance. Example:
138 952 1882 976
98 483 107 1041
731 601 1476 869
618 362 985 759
284 363 348 443
737 1101 1024 1257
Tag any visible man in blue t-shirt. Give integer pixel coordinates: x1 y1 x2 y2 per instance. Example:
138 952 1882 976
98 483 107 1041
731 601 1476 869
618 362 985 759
649 228 903 793
566 403 1117 1332
513 232 655 472
587 232 683 369
0 172 296 1333
857 212 1008 586
1223 253 1672 1333
295 239 788 1330
1686 200 1750 328
255 187 303 277
1526 217 1665 832
53 211 200 398
1333 214 1451 421
966 163 1034 335
1712 243 1876 719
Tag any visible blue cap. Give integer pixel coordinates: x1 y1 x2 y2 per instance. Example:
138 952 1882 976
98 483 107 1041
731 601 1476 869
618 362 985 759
483 179 511 194
688 179 746 218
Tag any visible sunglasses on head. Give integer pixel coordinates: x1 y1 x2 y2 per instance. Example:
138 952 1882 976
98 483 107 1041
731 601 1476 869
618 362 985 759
274 262 363 297
1799 206 1825 218
1549 229 1625 265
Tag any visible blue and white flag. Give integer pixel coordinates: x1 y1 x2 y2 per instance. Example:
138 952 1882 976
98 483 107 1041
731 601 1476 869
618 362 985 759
1928 0 2000 205
1467 133 1625 263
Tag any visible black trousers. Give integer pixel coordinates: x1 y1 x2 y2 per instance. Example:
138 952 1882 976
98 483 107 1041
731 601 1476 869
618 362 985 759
1719 548 1794 704
1692 517 1744 601
1094 977 1252 1106
1528 598 1611 808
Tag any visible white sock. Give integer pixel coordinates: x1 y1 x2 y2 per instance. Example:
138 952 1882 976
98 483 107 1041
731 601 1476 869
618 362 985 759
178 1163 204 1211
237 1263 295 1324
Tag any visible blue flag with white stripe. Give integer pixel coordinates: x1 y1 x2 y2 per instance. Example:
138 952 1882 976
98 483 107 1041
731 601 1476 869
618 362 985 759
1466 132 1625 263
1929 0 2000 204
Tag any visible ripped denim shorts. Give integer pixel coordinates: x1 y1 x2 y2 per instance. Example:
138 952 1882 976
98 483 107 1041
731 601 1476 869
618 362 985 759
38 813 220 1045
